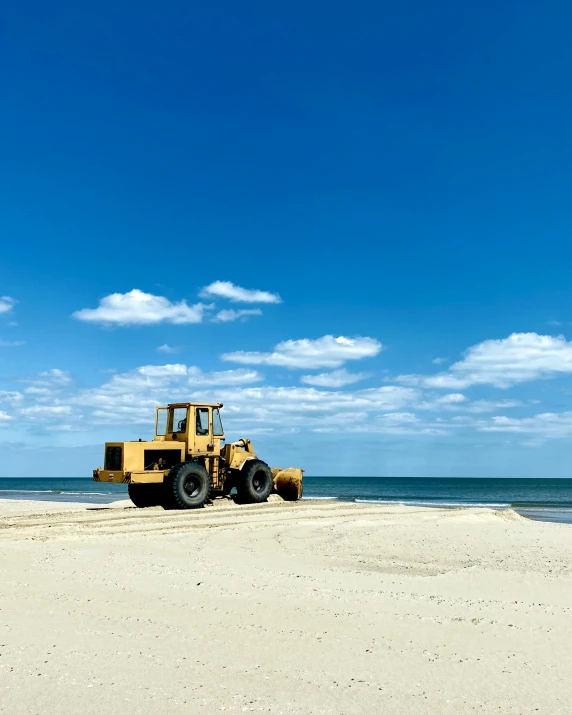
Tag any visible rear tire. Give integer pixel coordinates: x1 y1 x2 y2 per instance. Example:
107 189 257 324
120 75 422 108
167 462 210 509
128 483 164 508
236 460 273 504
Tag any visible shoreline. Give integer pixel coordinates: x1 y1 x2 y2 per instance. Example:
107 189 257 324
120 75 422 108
2 476 572 523
1 490 571 523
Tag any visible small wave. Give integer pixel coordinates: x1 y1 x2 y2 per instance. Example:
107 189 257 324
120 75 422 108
0 489 117 497
0 489 63 495
302 495 338 500
516 506 572 512
354 498 511 508
59 491 117 496
511 502 572 509
0 489 59 494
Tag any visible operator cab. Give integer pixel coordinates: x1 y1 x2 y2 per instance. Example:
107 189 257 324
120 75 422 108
154 402 225 453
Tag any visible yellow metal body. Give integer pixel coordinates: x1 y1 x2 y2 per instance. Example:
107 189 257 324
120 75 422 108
271 467 304 501
96 441 184 483
93 402 303 500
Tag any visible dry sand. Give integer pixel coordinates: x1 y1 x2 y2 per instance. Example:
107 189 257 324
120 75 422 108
1 497 571 714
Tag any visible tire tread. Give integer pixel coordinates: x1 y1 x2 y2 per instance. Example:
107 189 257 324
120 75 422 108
236 459 273 504
167 461 211 509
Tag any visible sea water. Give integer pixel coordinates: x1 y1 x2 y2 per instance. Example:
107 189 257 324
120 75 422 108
303 477 572 523
1 477 572 523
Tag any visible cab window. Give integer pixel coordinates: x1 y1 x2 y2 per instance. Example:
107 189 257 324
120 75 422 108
196 407 209 436
213 408 224 437
170 407 188 433
156 408 168 436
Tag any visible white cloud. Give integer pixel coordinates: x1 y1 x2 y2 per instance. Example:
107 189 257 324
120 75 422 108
0 391 23 405
213 309 262 323
0 340 24 347
196 384 423 433
380 412 418 423
73 289 211 326
20 369 72 387
300 369 371 387
44 424 84 432
187 367 264 386
24 387 54 396
38 369 72 385
13 370 72 409
107 364 262 387
0 410 12 423
157 344 180 354
475 412 572 439
223 335 382 369
7 354 561 441
21 405 72 420
134 364 188 378
415 393 522 414
432 356 448 365
463 399 522 414
76 364 422 429
0 296 16 315
313 408 448 436
200 281 281 304
76 364 264 424
396 333 572 389
436 393 466 405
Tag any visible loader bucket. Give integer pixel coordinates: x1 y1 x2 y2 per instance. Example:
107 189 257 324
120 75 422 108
271 467 304 501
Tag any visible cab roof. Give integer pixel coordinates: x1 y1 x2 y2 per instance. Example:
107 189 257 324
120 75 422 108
165 402 223 409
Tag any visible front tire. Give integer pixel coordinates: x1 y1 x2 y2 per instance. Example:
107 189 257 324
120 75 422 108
167 462 210 509
128 483 164 508
236 460 273 504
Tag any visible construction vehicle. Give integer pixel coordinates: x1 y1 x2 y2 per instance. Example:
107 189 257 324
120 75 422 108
93 402 303 508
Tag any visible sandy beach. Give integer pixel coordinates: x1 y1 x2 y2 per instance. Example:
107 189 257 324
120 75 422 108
1 498 571 714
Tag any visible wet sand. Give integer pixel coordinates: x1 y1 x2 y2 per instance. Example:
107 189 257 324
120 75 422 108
1 497 571 714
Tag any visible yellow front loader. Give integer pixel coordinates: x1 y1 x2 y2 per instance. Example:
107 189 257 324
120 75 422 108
93 402 303 508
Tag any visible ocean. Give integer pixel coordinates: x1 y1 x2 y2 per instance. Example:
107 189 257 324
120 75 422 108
1 476 572 523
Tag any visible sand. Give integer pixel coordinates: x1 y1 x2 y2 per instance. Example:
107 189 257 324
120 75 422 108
1 497 571 714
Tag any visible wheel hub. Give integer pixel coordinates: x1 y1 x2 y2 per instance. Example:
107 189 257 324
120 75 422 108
184 478 200 498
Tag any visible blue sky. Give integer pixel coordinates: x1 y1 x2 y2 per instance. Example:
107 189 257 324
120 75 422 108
1 1 572 477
